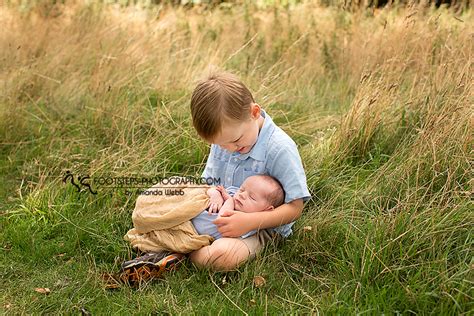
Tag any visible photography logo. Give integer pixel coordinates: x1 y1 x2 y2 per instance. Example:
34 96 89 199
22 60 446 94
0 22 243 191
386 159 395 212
62 171 220 197
62 170 97 195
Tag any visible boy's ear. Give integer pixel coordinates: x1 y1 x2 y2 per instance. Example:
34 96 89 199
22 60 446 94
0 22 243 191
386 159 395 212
265 205 274 211
250 103 261 120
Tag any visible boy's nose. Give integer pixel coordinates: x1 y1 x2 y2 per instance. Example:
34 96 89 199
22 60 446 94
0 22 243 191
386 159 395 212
222 144 236 152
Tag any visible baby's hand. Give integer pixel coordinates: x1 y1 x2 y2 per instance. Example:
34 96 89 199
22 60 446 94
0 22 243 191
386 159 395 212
216 185 231 201
208 194 224 214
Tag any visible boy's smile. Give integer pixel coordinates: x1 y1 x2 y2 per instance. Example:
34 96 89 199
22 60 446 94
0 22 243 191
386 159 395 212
211 103 265 154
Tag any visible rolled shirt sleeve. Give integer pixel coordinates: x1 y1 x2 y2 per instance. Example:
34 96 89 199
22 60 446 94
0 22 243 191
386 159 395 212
268 141 311 204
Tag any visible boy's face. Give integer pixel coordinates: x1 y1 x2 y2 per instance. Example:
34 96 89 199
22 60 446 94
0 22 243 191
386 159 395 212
210 103 263 154
233 176 274 213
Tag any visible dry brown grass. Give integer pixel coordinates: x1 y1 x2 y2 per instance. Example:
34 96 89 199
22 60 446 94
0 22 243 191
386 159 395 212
1 0 471 202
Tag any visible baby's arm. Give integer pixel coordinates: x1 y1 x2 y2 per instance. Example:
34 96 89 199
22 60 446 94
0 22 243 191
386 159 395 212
216 186 235 214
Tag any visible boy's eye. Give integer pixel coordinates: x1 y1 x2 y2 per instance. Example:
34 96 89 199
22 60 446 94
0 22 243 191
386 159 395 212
231 136 242 143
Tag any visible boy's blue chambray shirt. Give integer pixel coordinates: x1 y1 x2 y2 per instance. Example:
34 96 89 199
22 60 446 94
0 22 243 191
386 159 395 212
201 109 311 238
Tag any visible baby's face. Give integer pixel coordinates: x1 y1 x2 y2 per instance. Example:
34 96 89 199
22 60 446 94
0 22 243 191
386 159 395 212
233 177 273 213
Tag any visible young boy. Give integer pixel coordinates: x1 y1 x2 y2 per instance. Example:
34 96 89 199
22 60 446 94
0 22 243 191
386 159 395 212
188 70 311 271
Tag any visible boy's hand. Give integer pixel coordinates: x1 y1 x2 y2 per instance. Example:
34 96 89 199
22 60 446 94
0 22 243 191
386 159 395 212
216 185 231 201
213 210 253 237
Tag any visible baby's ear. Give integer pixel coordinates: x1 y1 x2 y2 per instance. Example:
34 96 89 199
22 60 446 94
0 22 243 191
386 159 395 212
266 205 274 211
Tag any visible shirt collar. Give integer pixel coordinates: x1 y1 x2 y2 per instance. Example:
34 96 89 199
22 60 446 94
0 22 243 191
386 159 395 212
232 109 274 161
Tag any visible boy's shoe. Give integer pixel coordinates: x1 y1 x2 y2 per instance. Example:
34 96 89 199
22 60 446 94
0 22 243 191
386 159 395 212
120 251 170 272
119 252 185 286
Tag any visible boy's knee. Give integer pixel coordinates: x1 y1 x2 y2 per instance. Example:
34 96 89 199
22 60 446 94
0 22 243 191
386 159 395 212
208 239 234 256
191 239 250 271
213 239 251 271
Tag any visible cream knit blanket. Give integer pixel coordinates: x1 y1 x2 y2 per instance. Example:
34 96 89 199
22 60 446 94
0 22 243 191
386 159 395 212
123 180 214 253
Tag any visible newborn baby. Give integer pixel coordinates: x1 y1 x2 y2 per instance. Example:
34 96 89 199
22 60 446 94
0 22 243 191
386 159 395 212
191 174 285 240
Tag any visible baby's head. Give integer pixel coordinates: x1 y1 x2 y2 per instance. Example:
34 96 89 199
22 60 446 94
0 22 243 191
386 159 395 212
233 175 285 213
190 70 262 154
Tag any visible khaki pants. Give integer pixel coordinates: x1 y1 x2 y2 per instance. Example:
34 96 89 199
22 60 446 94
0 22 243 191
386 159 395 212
240 229 283 259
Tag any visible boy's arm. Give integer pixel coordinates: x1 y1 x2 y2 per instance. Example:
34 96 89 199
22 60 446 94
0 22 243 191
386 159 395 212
213 198 303 237
249 198 303 229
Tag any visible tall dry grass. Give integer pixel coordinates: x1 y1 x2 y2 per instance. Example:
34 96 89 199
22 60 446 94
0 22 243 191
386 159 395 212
1 1 472 313
2 2 471 174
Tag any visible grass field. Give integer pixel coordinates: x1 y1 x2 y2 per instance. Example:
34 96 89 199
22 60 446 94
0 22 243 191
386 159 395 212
1 1 472 314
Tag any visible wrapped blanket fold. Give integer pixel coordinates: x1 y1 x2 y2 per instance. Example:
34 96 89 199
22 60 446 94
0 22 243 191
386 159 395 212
123 180 214 253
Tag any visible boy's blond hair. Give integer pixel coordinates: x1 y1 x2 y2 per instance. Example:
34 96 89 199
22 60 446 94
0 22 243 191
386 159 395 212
190 70 255 141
